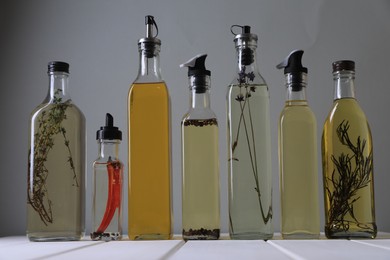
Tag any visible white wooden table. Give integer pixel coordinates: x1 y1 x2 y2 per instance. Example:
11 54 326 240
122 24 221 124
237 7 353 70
1 234 390 259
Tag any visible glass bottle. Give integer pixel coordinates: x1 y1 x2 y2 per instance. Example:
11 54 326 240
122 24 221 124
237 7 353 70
91 113 123 241
322 60 377 239
27 61 85 241
277 50 320 239
127 15 172 240
227 25 273 240
180 54 220 240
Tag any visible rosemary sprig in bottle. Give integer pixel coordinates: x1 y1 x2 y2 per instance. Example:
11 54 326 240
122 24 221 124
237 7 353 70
325 120 374 233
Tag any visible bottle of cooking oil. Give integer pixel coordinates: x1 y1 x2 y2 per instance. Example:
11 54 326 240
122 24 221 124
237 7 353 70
127 15 172 240
322 60 377 239
27 61 85 241
276 50 320 239
180 54 220 240
227 25 272 240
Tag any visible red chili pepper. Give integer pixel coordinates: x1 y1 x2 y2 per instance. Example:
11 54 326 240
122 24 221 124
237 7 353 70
96 160 122 233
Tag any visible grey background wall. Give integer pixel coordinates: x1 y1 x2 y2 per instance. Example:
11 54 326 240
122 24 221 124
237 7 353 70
1 0 389 237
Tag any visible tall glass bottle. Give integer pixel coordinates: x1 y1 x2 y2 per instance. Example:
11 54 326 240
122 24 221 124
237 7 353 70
181 54 220 240
91 113 123 241
322 60 376 239
277 50 320 239
227 25 272 240
27 61 85 241
127 15 172 240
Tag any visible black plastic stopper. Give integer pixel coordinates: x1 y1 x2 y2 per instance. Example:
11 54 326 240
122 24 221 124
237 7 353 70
96 113 122 140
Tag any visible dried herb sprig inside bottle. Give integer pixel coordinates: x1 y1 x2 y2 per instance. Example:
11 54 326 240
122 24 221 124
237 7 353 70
180 54 220 240
27 61 86 241
322 60 377 239
227 25 273 240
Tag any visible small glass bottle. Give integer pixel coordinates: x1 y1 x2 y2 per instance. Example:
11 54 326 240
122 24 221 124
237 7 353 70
127 15 172 240
27 61 85 241
180 54 220 240
91 113 123 241
322 60 377 239
227 25 273 240
276 50 320 239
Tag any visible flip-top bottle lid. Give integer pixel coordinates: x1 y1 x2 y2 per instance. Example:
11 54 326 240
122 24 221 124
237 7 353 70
276 49 308 75
180 53 211 77
96 113 122 140
48 61 69 73
276 50 307 91
231 25 258 42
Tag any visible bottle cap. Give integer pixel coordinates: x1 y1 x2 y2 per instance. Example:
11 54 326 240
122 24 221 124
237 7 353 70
276 49 308 74
138 15 161 58
96 113 122 140
48 61 69 73
180 53 210 77
180 54 210 93
276 50 307 91
332 60 355 72
231 25 257 65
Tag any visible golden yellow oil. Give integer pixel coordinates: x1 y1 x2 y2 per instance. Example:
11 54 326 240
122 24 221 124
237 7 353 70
322 98 376 238
128 82 172 240
279 100 320 239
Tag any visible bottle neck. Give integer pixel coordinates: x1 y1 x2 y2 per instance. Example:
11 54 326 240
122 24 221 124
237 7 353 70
236 45 258 74
98 140 121 161
47 72 71 103
189 75 211 109
285 73 308 104
333 71 356 100
135 42 163 82
234 42 266 86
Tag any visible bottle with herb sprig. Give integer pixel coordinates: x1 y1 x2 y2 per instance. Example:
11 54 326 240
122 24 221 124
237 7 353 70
227 25 273 240
180 54 220 240
27 61 85 241
322 60 377 239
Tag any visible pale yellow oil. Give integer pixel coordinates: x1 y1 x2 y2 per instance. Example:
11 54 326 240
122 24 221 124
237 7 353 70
182 119 220 239
27 104 85 241
279 100 320 239
322 98 376 238
128 82 172 240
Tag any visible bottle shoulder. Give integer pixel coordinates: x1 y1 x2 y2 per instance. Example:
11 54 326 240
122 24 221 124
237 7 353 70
280 104 316 125
129 81 169 95
325 98 368 123
323 98 371 137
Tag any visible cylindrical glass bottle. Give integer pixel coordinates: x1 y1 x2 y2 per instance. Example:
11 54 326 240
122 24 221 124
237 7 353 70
27 61 85 241
181 54 220 240
127 15 172 240
322 60 377 239
277 50 320 239
91 113 123 241
227 25 273 240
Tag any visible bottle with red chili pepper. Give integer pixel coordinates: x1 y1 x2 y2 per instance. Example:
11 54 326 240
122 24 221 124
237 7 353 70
91 113 123 241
